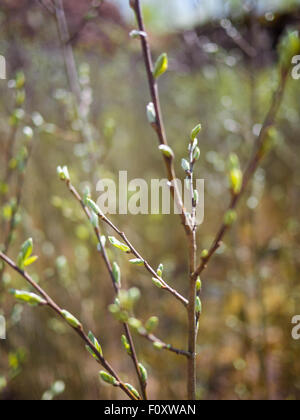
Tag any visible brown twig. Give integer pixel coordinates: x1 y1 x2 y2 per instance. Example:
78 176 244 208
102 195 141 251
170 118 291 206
65 180 148 399
139 330 191 358
0 251 139 400
131 0 191 235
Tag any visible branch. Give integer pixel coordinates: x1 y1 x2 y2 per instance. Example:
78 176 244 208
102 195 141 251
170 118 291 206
0 251 139 401
65 181 149 398
65 180 188 308
130 0 191 235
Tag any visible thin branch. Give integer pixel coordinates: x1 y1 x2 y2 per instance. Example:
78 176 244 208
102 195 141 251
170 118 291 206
37 0 55 16
131 0 191 235
65 181 148 399
0 251 139 400
66 180 188 308
193 67 290 282
138 330 191 358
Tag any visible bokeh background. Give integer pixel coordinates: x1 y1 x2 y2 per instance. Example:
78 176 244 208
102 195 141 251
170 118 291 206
0 0 300 400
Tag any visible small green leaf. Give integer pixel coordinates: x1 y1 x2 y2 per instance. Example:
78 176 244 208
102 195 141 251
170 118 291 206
61 310 82 329
145 316 159 333
153 53 168 79
201 249 209 259
99 371 118 386
196 277 202 292
196 296 202 314
146 102 156 124
112 262 121 287
23 255 38 267
56 165 70 181
108 236 130 253
86 331 103 360
181 159 190 173
153 341 164 350
152 277 163 289
158 145 174 159
224 209 238 226
90 211 99 228
138 363 148 385
86 198 103 217
156 263 164 277
128 317 142 330
121 335 132 355
125 383 140 399
129 258 144 266
193 146 201 161
10 289 46 306
190 124 202 140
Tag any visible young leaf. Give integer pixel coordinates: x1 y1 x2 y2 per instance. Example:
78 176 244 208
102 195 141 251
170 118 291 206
153 53 168 79
138 363 148 385
145 316 159 333
146 102 156 124
23 255 38 267
99 371 118 386
129 258 144 266
112 262 121 287
10 289 46 306
181 159 190 173
158 145 174 159
156 263 164 277
125 383 140 399
153 341 164 350
108 236 130 253
61 310 82 329
121 335 132 355
196 296 202 314
190 124 202 140
88 331 103 356
152 277 163 289
86 198 102 217
196 277 202 292
56 165 70 181
224 209 238 226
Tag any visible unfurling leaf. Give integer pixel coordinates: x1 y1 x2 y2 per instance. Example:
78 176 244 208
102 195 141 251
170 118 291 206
56 165 70 181
129 258 144 266
156 263 164 277
121 335 132 355
61 310 82 329
17 238 35 269
190 124 202 140
125 383 140 399
153 341 164 350
158 145 174 159
145 316 159 333
153 53 168 79
86 331 103 361
112 262 121 287
10 289 47 306
99 371 118 386
86 198 103 217
193 146 201 161
196 296 202 314
181 159 190 173
196 277 202 292
109 236 130 253
152 277 163 289
138 363 148 384
146 102 156 124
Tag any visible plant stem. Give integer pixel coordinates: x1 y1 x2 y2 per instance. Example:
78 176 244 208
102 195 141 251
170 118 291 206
131 0 191 235
0 251 139 401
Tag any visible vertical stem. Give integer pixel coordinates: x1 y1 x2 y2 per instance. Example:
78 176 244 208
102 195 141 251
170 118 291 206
187 229 197 400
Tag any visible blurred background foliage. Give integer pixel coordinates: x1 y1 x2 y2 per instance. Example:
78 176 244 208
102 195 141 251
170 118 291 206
0 0 300 400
